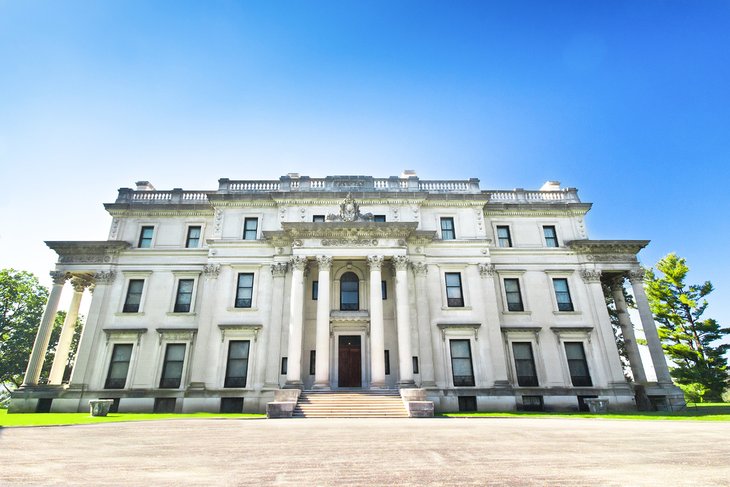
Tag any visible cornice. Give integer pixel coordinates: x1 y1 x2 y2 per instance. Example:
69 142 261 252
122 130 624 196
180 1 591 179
46 240 131 264
484 205 591 217
271 195 428 206
106 208 214 218
275 222 420 240
566 240 649 255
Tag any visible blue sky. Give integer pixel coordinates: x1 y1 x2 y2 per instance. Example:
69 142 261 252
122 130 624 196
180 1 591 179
0 1 728 338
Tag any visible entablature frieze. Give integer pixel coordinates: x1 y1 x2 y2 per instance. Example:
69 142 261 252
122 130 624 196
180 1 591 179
46 241 131 265
437 322 481 341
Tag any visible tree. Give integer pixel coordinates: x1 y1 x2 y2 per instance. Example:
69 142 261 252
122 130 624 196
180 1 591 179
0 269 49 389
645 254 729 401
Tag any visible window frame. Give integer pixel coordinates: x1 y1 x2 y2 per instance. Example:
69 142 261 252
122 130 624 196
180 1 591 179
552 277 574 312
104 343 134 389
312 215 325 223
496 225 513 248
312 280 319 300
440 217 456 240
339 271 360 311
503 277 525 312
243 217 259 240
224 339 251 388
381 280 387 300
564 341 593 387
173 278 195 313
384 349 390 375
185 225 202 248
543 225 559 248
512 342 539 387
159 343 187 389
373 215 386 222
137 225 155 248
449 338 476 387
234 273 255 309
445 272 465 308
122 278 146 313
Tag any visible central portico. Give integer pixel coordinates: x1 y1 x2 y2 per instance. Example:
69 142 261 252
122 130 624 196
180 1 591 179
273 219 430 390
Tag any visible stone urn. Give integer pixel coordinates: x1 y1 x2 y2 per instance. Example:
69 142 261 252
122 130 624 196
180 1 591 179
89 399 114 417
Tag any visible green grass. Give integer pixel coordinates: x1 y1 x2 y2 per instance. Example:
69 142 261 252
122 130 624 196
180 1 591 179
440 403 730 421
0 408 264 427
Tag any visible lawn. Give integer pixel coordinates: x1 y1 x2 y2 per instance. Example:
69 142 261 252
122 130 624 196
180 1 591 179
0 408 264 427
441 403 730 421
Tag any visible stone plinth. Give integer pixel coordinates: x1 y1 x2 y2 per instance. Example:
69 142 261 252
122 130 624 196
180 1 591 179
406 401 434 418
89 399 114 417
266 401 295 419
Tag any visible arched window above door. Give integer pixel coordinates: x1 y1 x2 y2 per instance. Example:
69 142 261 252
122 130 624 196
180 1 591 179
340 272 359 311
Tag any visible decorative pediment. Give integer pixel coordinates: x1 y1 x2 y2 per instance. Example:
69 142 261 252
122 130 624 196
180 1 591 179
103 327 147 345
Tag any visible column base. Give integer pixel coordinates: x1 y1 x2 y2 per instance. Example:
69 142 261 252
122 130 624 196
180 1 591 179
283 381 304 390
398 380 417 388
369 380 387 389
312 381 331 390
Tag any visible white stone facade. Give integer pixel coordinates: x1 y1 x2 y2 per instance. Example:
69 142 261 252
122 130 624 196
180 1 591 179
11 174 684 414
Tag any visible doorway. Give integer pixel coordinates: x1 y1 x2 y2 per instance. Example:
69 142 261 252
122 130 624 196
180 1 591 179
338 335 362 387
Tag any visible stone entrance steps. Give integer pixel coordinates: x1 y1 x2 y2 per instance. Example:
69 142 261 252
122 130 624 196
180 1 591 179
293 390 409 418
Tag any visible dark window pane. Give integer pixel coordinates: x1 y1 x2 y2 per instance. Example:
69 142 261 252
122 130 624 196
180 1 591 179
458 396 477 412
450 339 475 386
381 280 387 300
123 280 144 313
138 226 154 248
544 226 558 247
553 278 574 311
441 217 455 240
281 357 288 375
186 226 201 248
309 350 316 375
384 350 390 375
220 397 244 413
412 356 419 374
235 273 254 308
445 272 464 307
313 215 325 222
174 279 194 312
504 278 524 312
243 218 258 240
160 343 186 388
105 344 133 389
521 395 544 411
373 215 386 222
153 398 176 413
497 226 512 247
312 281 318 300
224 340 250 388
340 272 359 310
565 342 592 387
512 342 539 387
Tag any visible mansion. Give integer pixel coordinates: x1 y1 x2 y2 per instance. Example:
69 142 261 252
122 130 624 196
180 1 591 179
11 172 684 415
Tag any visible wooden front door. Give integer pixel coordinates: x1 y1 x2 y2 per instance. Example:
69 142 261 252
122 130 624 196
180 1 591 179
338 335 362 387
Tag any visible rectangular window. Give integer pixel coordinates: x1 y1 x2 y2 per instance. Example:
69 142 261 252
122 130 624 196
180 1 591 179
384 350 390 375
440 217 455 240
138 226 154 248
381 280 387 300
496 226 512 247
243 217 258 240
312 215 325 222
123 279 144 313
445 272 464 307
224 340 250 388
312 281 318 300
220 397 244 413
450 339 475 386
565 342 592 387
521 395 544 412
553 278 574 312
373 215 386 222
153 398 176 413
235 273 254 308
458 396 477 412
504 278 524 312
159 343 186 388
309 350 316 375
281 357 288 375
512 342 538 386
543 225 558 247
104 344 133 389
185 226 201 248
173 279 194 313
412 356 419 374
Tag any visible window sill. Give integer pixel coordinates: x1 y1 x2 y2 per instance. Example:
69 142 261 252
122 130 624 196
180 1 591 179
441 306 473 311
166 312 198 317
502 311 532 316
226 307 259 312
115 312 145 317
553 310 581 316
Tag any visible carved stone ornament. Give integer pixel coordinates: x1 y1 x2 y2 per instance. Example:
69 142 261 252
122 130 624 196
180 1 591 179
290 256 308 271
392 255 409 271
411 262 428 276
93 270 116 284
366 255 384 270
322 238 378 247
270 262 288 277
478 263 495 278
628 268 645 283
326 193 373 222
70 276 92 292
316 255 333 270
50 271 69 285
580 269 602 283
203 264 221 279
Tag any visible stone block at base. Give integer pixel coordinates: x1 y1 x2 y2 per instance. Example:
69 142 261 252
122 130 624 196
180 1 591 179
267 401 295 418
89 399 114 417
406 401 434 418
584 398 609 413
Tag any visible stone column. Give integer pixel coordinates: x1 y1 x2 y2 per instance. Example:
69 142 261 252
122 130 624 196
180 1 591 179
48 276 89 385
22 271 67 387
477 263 510 387
284 256 307 388
187 264 221 389
412 262 435 387
581 269 628 386
609 275 648 384
393 256 415 387
367 255 386 388
313 255 332 389
264 262 288 388
629 269 673 384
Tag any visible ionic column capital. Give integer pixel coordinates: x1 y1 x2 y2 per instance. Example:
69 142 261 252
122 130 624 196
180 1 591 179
391 255 409 271
316 255 333 270
50 271 69 285
290 256 308 271
366 255 384 270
